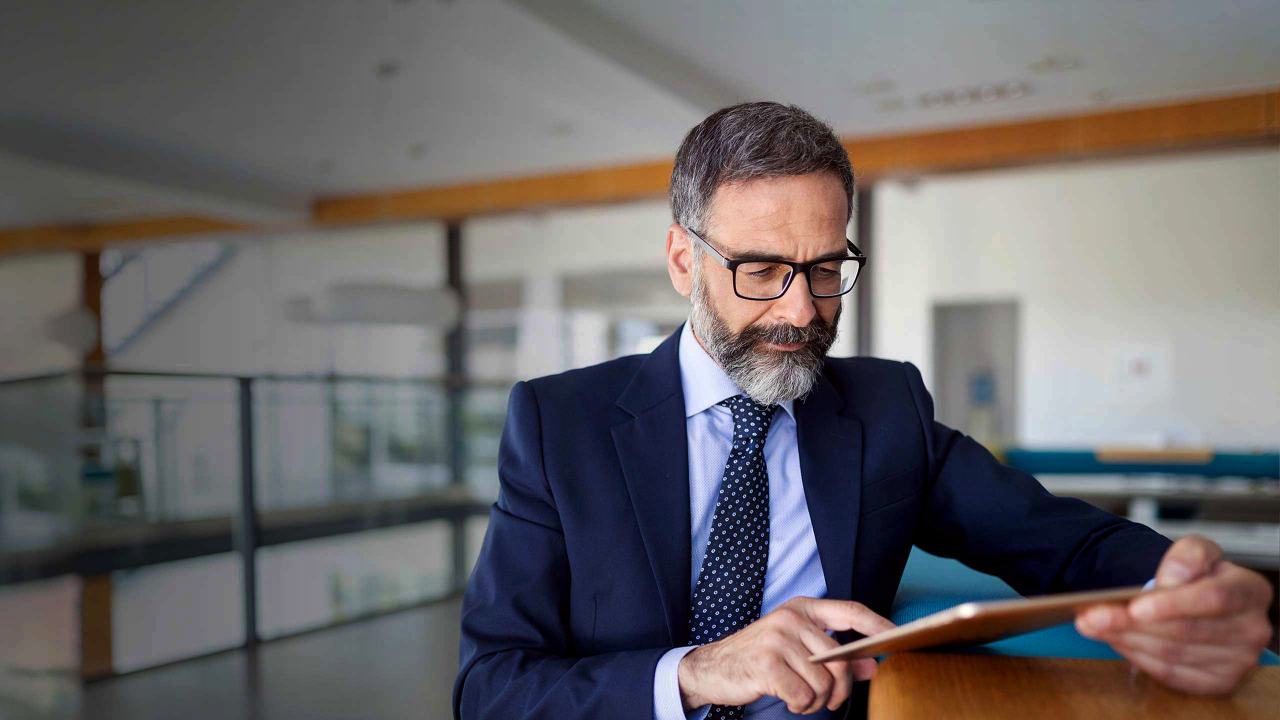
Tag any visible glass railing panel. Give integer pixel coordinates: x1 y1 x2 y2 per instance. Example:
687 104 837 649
110 552 245 673
463 384 507 502
256 521 451 640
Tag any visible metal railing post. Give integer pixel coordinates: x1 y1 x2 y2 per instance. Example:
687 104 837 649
236 377 260 647
446 220 469 592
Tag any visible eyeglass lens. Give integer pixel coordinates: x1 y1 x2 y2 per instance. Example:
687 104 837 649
734 259 859 299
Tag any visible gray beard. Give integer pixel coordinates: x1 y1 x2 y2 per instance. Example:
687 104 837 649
689 273 839 407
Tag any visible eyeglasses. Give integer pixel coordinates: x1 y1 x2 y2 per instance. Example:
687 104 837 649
685 227 867 301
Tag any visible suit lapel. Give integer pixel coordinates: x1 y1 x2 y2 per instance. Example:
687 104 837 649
794 373 863 602
612 332 691 645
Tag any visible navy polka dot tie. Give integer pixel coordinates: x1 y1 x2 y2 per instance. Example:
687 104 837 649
689 395 775 719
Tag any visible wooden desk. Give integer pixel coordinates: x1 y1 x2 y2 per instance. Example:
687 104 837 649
868 653 1279 719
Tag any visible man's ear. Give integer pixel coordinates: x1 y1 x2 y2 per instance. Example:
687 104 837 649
666 223 694 298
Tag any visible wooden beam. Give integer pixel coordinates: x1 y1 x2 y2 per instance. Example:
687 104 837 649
81 251 105 367
0 216 245 256
79 573 113 680
312 159 674 224
3 90 1275 253
314 90 1278 224
846 90 1280 180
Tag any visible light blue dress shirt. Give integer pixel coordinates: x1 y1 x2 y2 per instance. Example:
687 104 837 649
652 323 831 720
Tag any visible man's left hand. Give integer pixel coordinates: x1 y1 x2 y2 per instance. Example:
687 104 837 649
1075 534 1274 695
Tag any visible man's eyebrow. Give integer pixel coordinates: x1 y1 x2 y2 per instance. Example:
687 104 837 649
728 247 851 264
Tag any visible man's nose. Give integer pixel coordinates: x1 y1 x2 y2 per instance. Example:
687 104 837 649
771 271 817 327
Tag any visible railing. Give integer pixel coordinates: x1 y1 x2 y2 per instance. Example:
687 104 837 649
0 368 509 670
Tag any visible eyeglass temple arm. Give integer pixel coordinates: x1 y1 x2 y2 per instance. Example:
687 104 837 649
685 227 734 268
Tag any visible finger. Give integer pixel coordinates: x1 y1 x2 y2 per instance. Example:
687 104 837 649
796 627 851 711
1085 612 1272 646
1155 535 1223 588
782 644 837 714
798 598 896 636
1077 602 1137 636
1117 646 1251 696
764 658 820 715
850 658 878 682
1109 630 1253 668
1130 563 1273 623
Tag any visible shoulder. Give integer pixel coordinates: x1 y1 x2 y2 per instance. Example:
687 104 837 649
820 355 930 413
822 355 919 389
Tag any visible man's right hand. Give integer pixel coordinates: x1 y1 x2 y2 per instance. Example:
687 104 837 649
677 597 896 715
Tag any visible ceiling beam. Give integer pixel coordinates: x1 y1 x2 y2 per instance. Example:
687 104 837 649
4 90 1276 255
845 90 1280 180
507 0 746 113
0 114 309 223
0 216 247 255
313 159 674 224
314 90 1279 225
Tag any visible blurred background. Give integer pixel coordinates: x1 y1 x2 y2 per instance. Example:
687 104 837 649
0 1 1276 718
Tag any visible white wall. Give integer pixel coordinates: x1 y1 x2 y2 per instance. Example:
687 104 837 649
0 252 82 378
114 223 447 377
465 199 673 282
874 147 1280 447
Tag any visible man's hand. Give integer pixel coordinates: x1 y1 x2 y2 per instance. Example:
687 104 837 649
677 597 895 714
1075 535 1274 695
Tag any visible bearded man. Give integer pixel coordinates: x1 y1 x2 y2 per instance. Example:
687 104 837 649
454 102 1273 720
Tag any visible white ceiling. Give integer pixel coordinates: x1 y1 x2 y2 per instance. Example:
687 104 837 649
0 0 1276 229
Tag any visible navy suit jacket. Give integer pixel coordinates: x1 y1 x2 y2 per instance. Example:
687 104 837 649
455 330 1171 719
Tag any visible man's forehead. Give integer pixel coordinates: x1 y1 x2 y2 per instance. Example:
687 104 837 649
705 174 848 235
704 202 847 261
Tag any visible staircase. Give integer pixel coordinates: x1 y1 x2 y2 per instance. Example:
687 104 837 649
100 241 237 357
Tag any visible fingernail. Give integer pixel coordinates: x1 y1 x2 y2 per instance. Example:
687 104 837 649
1131 598 1156 621
1163 561 1192 585
1086 608 1110 631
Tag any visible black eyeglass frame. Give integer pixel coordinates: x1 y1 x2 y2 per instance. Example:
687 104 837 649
685 227 868 301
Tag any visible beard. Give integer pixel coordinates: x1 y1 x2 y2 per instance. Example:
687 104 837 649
690 270 840 407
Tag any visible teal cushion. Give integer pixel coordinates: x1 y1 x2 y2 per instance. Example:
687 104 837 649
891 547 1279 665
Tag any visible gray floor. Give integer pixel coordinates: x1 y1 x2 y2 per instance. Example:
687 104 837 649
82 597 462 720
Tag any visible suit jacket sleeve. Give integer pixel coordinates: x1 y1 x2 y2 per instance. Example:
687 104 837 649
454 380 668 720
901 362 1172 594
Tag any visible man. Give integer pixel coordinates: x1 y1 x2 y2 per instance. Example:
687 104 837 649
455 102 1273 719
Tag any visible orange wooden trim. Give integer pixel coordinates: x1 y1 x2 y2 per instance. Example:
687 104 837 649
0 216 245 255
312 159 674 224
1094 448 1215 464
79 573 113 680
848 90 1280 180
3 90 1275 251
315 90 1279 224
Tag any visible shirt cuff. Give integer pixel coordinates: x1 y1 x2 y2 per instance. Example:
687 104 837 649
1143 577 1157 591
653 645 707 720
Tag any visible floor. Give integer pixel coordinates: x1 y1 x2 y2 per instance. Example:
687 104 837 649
80 598 463 720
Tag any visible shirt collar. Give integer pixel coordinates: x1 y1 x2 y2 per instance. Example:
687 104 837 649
677 321 796 420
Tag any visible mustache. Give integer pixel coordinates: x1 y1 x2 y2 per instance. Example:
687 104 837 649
738 319 837 347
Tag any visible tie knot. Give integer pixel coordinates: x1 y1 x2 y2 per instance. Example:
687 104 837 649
719 395 775 438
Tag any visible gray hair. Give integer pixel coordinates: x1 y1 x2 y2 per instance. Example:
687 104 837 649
669 102 855 234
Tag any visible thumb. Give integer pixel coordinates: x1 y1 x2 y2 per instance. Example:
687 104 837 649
1156 534 1222 588
801 598 896 636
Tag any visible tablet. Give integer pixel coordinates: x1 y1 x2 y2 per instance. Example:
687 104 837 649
808 585 1145 663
